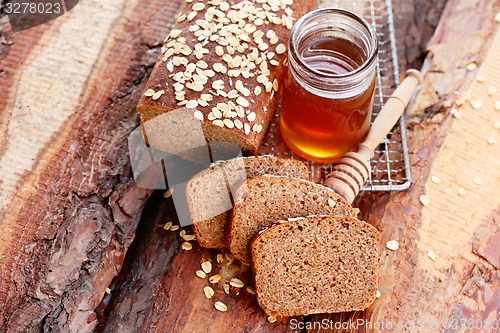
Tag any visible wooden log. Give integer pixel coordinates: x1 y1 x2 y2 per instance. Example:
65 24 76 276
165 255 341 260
309 0 500 331
0 0 183 331
100 193 299 333
393 0 448 74
1 0 497 331
106 0 499 331
101 1 493 333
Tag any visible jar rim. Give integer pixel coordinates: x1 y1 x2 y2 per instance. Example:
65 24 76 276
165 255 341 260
289 8 379 79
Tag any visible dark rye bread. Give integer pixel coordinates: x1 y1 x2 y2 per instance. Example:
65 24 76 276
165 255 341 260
137 0 317 154
228 176 356 262
251 215 380 316
187 156 308 248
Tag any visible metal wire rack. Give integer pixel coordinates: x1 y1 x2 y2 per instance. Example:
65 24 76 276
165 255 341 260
258 0 411 192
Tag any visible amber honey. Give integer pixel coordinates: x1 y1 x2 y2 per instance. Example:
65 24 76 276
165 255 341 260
281 9 378 163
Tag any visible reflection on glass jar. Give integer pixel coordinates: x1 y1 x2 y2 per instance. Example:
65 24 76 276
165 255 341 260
281 8 378 163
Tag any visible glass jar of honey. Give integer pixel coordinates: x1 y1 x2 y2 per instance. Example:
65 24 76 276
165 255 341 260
281 8 378 163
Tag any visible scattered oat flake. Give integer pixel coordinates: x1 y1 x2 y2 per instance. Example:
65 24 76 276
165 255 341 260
353 207 360 215
276 44 286 54
196 270 206 279
268 316 277 323
473 177 482 185
186 100 198 109
225 252 234 265
327 198 336 208
431 176 442 184
192 2 205 11
180 230 186 238
214 301 228 312
144 89 155 97
442 100 452 108
216 253 224 264
455 96 465 106
427 249 437 261
164 188 174 198
230 278 244 288
246 286 256 294
476 75 486 83
163 221 172 231
209 274 221 284
182 242 193 251
170 225 179 231
495 12 500 23
488 86 497 96
105 288 111 294
183 234 196 241
494 120 500 129
376 290 381 298
451 108 461 118
496 101 500 111
419 195 430 207
471 99 484 110
223 283 230 294
487 136 495 144
201 261 212 274
466 62 477 71
152 90 164 100
458 188 467 196
386 240 399 251
193 110 204 121
203 286 215 299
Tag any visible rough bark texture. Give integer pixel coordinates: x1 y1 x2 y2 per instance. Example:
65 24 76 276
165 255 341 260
102 0 499 332
0 0 180 331
309 0 500 331
394 0 448 74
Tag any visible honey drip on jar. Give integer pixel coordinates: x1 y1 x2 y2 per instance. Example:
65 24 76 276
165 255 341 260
281 37 375 163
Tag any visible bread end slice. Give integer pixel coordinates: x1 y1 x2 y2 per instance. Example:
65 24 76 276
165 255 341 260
251 215 380 317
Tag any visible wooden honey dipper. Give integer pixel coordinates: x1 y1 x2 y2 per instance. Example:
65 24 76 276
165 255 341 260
324 69 423 203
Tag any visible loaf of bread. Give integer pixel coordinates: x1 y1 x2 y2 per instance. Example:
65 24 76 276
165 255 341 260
251 215 380 316
228 176 356 262
137 0 316 154
187 156 308 248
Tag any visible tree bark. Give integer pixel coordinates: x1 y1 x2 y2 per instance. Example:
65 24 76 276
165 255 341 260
0 0 182 331
100 0 500 332
309 0 500 331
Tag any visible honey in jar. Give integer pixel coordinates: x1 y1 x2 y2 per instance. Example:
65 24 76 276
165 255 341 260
281 8 378 163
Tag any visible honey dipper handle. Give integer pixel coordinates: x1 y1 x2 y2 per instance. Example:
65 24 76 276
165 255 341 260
324 69 422 203
357 69 423 159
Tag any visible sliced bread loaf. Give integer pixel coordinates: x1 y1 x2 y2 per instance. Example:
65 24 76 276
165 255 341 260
228 176 356 263
187 156 308 249
251 215 380 317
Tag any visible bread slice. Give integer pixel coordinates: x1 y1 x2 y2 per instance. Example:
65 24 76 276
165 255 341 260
228 176 356 263
187 156 308 248
137 0 317 154
251 215 380 316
